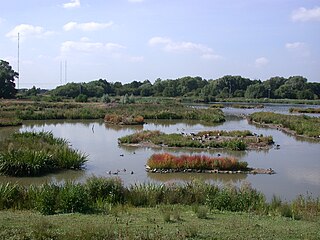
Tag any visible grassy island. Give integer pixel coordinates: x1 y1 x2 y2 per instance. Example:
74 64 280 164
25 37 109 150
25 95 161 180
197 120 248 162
118 130 274 151
248 112 320 138
0 131 87 176
105 103 225 123
289 107 320 114
147 153 249 171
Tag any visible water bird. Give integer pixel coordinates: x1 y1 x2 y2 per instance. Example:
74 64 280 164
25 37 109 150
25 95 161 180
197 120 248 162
120 154 124 157
131 171 134 174
217 153 221 157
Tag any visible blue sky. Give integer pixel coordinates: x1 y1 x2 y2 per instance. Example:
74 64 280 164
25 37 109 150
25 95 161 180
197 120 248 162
0 0 319 89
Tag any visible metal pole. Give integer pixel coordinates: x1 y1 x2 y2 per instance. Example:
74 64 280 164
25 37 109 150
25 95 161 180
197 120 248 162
17 32 20 89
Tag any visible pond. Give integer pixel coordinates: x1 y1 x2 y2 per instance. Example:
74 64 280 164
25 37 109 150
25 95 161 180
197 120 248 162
0 105 319 201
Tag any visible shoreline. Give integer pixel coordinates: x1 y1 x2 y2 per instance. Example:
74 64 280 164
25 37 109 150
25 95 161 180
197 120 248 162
145 166 275 175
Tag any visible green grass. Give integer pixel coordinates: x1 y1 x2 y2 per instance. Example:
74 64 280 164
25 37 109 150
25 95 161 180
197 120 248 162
248 112 320 138
118 130 273 151
0 131 87 176
0 206 319 239
0 117 22 127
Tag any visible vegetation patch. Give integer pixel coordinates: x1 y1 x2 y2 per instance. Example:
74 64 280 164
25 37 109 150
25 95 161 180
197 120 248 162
248 112 320 138
0 178 319 225
0 131 87 176
289 107 320 114
105 103 225 123
118 130 274 151
104 114 144 125
147 153 249 171
230 104 264 109
0 117 22 127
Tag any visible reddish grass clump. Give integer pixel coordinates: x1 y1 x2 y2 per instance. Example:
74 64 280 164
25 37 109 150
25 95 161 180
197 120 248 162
104 114 144 125
147 153 248 171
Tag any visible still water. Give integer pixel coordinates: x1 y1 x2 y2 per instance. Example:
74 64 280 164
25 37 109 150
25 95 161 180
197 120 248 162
0 106 319 201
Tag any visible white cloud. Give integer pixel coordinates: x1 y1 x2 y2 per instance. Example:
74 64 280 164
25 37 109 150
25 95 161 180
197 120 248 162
63 0 80 9
255 57 269 67
291 6 320 22
148 36 221 60
285 42 310 57
285 42 305 49
63 21 114 31
6 24 54 41
60 39 125 54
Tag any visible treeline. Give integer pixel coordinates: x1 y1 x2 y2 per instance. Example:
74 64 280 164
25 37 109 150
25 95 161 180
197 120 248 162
49 75 320 101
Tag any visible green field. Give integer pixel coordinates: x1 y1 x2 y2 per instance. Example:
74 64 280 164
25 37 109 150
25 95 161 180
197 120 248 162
0 206 319 240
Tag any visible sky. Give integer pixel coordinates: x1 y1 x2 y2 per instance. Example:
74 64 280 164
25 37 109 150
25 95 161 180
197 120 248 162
0 0 320 89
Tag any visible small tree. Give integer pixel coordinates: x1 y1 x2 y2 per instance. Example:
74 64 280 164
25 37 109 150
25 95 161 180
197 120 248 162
101 93 111 103
0 60 18 98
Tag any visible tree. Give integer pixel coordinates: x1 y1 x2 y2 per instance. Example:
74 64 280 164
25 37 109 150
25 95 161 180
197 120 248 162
245 83 267 99
0 60 18 98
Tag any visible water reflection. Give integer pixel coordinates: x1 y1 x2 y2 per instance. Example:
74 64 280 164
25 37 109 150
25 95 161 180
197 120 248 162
147 172 247 184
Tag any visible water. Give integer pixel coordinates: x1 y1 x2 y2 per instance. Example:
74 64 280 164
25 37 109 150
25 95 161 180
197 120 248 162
0 106 319 201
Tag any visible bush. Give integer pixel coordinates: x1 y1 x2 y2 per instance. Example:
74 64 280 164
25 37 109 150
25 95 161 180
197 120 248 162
75 94 88 102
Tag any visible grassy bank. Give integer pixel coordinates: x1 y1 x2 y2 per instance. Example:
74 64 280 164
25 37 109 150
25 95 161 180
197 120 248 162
0 131 87 176
118 130 273 151
248 112 320 138
104 114 144 125
289 107 320 114
216 97 320 105
0 177 319 239
0 117 22 127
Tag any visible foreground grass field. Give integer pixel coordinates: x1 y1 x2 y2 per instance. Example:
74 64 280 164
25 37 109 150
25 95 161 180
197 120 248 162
0 207 319 240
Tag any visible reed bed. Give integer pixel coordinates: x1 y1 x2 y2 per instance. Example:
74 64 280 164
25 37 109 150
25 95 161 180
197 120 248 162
248 112 320 138
0 131 87 176
147 153 249 171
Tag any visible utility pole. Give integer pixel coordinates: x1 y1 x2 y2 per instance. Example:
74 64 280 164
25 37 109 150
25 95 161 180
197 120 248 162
17 32 20 89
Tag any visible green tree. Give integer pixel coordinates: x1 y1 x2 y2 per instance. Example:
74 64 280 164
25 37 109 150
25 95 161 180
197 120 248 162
245 83 267 98
0 60 18 98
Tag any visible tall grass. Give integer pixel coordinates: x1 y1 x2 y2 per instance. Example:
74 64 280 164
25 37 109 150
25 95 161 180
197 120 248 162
147 153 249 171
0 178 319 220
289 107 320 114
0 131 87 176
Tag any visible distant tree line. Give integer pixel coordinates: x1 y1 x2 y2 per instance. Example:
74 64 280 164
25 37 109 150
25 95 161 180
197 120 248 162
50 75 320 100
1 59 320 100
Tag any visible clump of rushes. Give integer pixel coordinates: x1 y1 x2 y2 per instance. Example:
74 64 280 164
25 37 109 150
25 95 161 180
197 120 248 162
118 130 273 151
104 114 144 125
0 131 87 176
147 153 249 171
